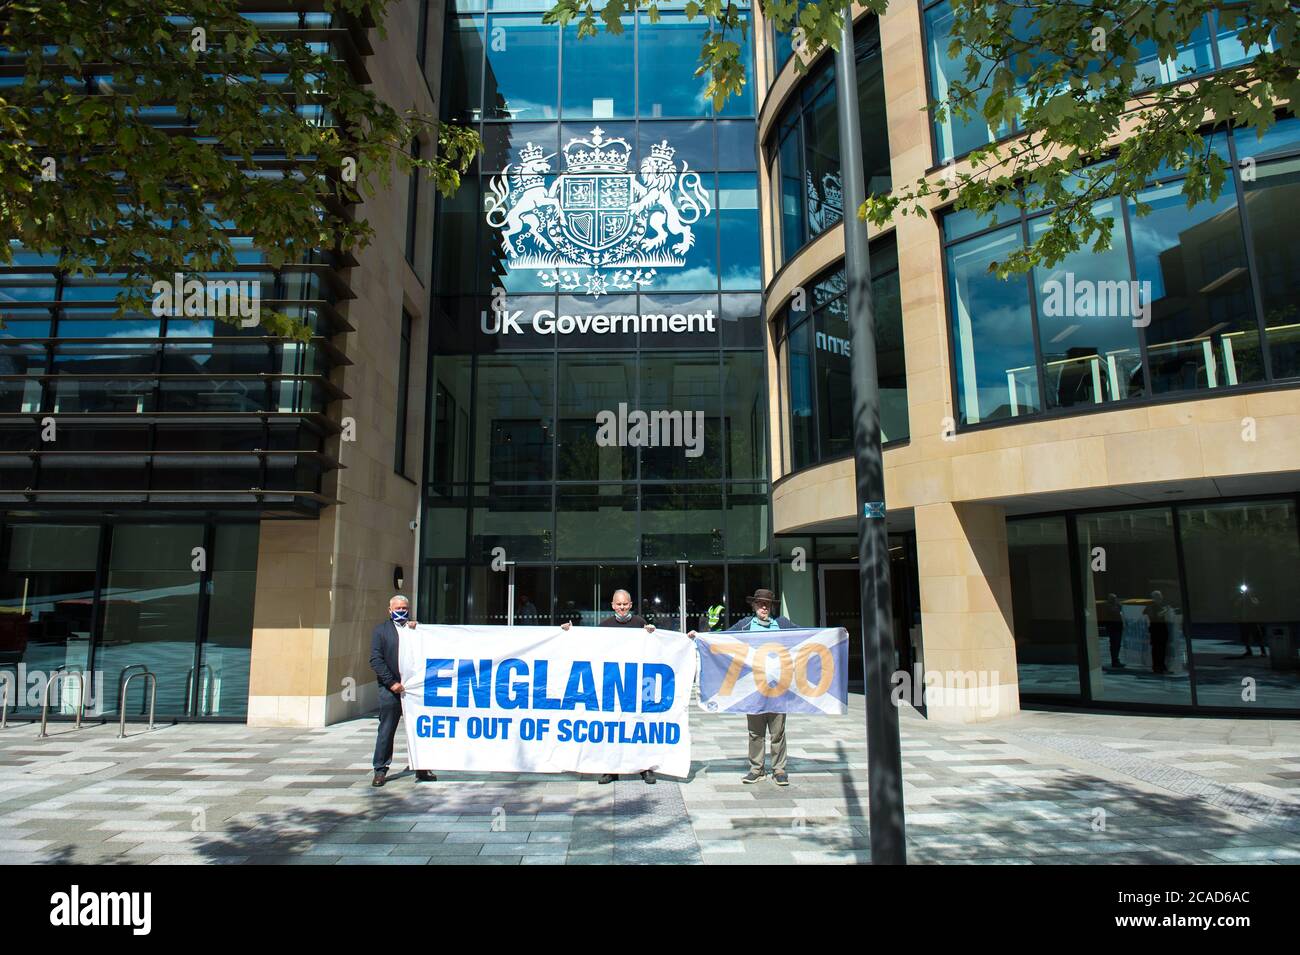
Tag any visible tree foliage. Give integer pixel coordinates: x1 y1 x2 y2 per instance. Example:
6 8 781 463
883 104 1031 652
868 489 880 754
547 0 1298 277
1 0 481 336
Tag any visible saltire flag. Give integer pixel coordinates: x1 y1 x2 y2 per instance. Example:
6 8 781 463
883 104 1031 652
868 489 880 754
693 627 848 715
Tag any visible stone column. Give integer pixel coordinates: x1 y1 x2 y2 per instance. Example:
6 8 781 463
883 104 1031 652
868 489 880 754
914 501 1020 721
246 518 335 726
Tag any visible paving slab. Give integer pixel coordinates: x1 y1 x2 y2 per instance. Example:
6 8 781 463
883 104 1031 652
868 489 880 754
1 695 1297 864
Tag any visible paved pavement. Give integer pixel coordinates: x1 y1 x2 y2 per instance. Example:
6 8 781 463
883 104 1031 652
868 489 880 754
1 695 1299 864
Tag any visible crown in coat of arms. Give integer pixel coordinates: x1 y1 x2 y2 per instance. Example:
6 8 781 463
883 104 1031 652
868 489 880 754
562 127 632 173
822 173 843 208
650 140 676 164
519 142 546 164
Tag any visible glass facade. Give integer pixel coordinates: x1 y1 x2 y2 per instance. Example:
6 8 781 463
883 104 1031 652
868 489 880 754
775 236 908 473
923 3 1277 164
945 117 1300 427
0 7 361 722
764 17 892 267
1010 497 1300 713
0 10 352 511
426 1 769 630
0 519 258 720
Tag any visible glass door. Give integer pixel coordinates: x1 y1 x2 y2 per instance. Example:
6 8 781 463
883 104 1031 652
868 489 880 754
554 564 637 627
818 538 922 689
819 564 863 682
638 563 681 630
685 564 726 633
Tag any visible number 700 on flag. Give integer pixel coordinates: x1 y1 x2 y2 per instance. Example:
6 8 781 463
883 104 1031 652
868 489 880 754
693 629 848 715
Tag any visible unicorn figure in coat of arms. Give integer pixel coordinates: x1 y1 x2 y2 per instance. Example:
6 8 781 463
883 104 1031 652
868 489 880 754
484 126 713 296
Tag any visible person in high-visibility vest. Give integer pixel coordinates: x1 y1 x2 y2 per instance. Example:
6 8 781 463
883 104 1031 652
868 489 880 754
702 603 724 632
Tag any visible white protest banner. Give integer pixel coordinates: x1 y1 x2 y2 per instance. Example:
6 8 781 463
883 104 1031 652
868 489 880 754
398 625 697 777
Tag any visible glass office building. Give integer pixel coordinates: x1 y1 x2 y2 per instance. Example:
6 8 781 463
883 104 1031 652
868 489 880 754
4 1 1295 726
0 9 356 722
761 5 1299 718
422 1 776 632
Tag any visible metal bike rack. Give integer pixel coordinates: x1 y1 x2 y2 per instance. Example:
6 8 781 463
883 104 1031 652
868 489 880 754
38 666 87 739
118 664 152 716
0 676 11 730
118 670 157 738
184 664 215 717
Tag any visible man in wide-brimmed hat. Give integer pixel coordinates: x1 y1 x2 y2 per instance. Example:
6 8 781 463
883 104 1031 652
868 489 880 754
726 588 797 786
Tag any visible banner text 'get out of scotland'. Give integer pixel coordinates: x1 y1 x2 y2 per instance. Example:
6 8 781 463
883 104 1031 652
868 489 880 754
399 625 697 777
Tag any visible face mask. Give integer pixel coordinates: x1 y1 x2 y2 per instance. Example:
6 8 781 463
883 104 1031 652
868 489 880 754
391 608 409 623
614 610 632 622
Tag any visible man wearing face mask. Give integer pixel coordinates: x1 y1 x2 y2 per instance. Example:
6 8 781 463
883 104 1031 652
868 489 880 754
561 589 657 784
369 594 429 787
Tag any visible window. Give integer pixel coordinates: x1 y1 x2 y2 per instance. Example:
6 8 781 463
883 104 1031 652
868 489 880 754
1008 517 1081 697
1178 500 1300 709
1010 495 1300 714
947 224 1039 425
1031 198 1146 409
922 3 1271 164
395 310 414 476
416 0 430 71
405 139 421 267
942 117 1300 429
1130 180 1263 394
485 15 558 121
638 11 710 118
765 17 891 266
777 236 908 472
442 15 485 123
0 520 258 720
1076 508 1191 706
563 21 633 119
1237 126 1300 380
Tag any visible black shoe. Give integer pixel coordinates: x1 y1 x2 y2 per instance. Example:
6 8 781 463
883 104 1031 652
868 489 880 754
773 772 790 787
742 771 765 784
641 769 656 785
598 773 617 784
415 770 436 782
371 771 386 787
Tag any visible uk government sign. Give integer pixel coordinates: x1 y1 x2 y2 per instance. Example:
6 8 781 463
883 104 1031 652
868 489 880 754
484 126 713 298
399 625 697 777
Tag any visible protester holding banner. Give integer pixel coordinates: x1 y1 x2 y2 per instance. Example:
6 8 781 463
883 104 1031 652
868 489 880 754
689 588 804 787
564 589 659 784
559 589 656 635
369 594 428 788
729 589 797 787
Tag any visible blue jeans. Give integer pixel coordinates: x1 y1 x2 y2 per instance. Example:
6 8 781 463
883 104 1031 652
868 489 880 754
372 687 402 773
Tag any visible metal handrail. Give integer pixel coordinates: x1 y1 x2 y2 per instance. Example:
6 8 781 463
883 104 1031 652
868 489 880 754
38 666 87 739
0 673 12 730
185 664 215 717
118 671 157 739
118 664 151 716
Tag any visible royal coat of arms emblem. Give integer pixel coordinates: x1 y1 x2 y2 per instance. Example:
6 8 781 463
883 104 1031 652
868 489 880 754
484 127 713 297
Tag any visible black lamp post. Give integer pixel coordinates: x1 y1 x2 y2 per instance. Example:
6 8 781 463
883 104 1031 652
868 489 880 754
831 8 907 865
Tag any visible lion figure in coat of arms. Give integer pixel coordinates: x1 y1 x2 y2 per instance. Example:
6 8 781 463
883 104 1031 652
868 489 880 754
484 144 564 256
631 141 712 256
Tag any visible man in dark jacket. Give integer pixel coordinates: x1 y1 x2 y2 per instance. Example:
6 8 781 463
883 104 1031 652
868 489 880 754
369 594 431 787
722 588 797 786
561 588 658 785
